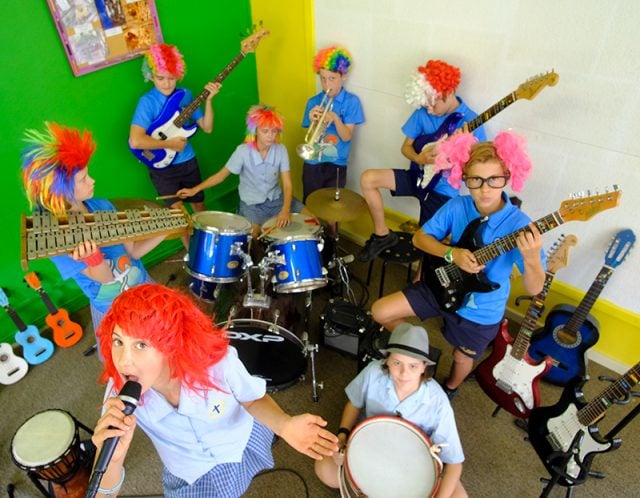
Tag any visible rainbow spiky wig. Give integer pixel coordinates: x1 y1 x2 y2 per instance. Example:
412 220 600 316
405 59 461 109
244 105 284 150
22 122 96 217
313 46 352 75
141 43 186 81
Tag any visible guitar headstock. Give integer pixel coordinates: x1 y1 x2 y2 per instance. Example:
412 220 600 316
604 228 636 268
515 70 559 100
240 28 270 55
0 288 8 307
24 272 43 292
545 234 578 274
558 187 621 222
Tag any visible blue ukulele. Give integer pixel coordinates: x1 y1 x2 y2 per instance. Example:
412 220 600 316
409 71 558 198
0 288 54 365
529 229 636 385
129 29 269 170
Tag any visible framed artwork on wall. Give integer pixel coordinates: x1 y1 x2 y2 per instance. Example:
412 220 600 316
47 0 163 77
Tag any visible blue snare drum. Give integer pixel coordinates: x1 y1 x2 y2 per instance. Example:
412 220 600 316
263 214 327 293
186 212 251 283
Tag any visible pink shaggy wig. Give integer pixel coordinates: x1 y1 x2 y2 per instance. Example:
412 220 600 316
434 131 532 192
22 122 96 217
141 43 186 81
313 45 352 75
243 105 284 150
98 284 229 395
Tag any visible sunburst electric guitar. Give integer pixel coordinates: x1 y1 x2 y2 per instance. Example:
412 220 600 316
529 228 635 385
24 272 83 348
410 71 559 196
422 188 621 312
130 28 270 169
475 235 577 418
528 361 640 486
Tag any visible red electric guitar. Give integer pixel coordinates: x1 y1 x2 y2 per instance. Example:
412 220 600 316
475 235 577 418
24 272 83 348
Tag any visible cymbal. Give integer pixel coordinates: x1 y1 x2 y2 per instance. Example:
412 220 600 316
306 188 367 222
110 197 166 211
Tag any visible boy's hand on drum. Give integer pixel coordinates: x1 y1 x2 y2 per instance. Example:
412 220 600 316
91 397 137 464
275 210 291 228
176 187 197 199
280 414 339 460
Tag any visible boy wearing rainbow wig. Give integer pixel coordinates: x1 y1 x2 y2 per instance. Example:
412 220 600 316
21 122 165 338
301 45 365 205
358 59 486 262
178 105 308 239
129 43 221 217
371 131 545 401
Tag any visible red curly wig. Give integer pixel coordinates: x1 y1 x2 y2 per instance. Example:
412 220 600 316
97 284 229 394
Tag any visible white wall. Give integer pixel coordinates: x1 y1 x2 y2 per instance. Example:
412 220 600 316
314 0 640 314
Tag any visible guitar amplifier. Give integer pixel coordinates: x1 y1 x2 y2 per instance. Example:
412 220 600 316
320 299 374 357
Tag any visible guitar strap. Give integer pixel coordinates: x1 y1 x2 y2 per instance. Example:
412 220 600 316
472 216 490 247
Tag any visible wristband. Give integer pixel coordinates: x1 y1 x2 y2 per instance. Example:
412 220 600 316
444 247 455 264
80 249 105 267
98 467 125 495
337 427 351 438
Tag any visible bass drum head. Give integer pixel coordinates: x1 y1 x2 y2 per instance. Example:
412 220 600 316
223 319 307 392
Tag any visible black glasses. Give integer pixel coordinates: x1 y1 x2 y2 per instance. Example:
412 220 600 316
463 175 510 189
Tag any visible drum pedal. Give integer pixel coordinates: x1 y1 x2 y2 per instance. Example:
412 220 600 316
243 293 271 309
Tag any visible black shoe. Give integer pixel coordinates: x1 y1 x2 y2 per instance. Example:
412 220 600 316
441 380 459 401
357 231 399 262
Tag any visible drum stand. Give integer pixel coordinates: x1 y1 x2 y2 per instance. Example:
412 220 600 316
301 290 323 402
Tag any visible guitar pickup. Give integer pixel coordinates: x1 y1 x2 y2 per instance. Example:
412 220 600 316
435 266 451 287
496 379 513 394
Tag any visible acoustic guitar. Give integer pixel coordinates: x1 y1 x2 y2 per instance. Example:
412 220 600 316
24 272 83 348
475 235 576 418
0 288 54 365
129 28 270 169
409 71 559 197
529 228 635 385
422 188 621 312
0 342 29 385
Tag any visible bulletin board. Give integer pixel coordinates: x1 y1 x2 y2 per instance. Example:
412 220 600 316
46 0 163 77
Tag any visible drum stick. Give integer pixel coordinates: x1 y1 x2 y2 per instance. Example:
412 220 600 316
257 226 276 240
155 194 180 200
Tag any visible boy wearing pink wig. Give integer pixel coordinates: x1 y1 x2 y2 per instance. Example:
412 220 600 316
358 59 486 262
371 132 545 400
129 43 220 217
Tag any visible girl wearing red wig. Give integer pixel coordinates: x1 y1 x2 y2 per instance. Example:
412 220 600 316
91 283 338 497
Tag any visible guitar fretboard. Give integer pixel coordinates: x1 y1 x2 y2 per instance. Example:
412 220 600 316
578 362 640 426
511 271 555 360
174 52 247 128
466 93 517 132
563 266 613 334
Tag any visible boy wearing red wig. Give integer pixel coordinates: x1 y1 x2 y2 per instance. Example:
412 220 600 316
358 59 486 262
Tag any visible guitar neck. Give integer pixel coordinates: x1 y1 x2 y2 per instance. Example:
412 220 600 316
578 361 640 426
563 265 613 333
37 290 58 315
511 271 555 359
174 52 247 128
466 92 517 132
3 306 27 332
474 211 563 265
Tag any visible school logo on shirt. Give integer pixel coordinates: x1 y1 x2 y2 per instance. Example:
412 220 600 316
208 400 225 419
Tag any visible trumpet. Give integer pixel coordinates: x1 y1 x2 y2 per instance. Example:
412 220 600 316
296 91 335 161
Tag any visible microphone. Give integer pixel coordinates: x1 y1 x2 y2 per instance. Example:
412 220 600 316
85 380 142 498
327 254 355 269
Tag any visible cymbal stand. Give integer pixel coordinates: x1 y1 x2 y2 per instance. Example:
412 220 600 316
301 291 322 402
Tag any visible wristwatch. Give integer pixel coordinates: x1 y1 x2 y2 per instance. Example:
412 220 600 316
444 247 455 264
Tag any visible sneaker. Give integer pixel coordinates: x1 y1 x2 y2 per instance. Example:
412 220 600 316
357 231 399 262
442 382 459 401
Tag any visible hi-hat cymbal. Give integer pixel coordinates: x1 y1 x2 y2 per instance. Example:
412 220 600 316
306 188 367 222
110 197 166 211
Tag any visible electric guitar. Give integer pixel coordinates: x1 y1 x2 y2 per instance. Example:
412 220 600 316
475 235 577 418
24 272 83 348
130 29 270 169
0 342 29 385
422 188 621 312
409 71 559 197
529 228 635 385
0 288 54 365
528 361 640 486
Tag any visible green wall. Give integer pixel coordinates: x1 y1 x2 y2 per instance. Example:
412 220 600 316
0 1 258 342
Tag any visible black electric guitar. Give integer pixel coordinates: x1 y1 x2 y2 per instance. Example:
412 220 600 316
129 29 269 169
528 361 640 486
529 228 635 385
409 71 558 197
475 235 576 418
422 189 621 312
